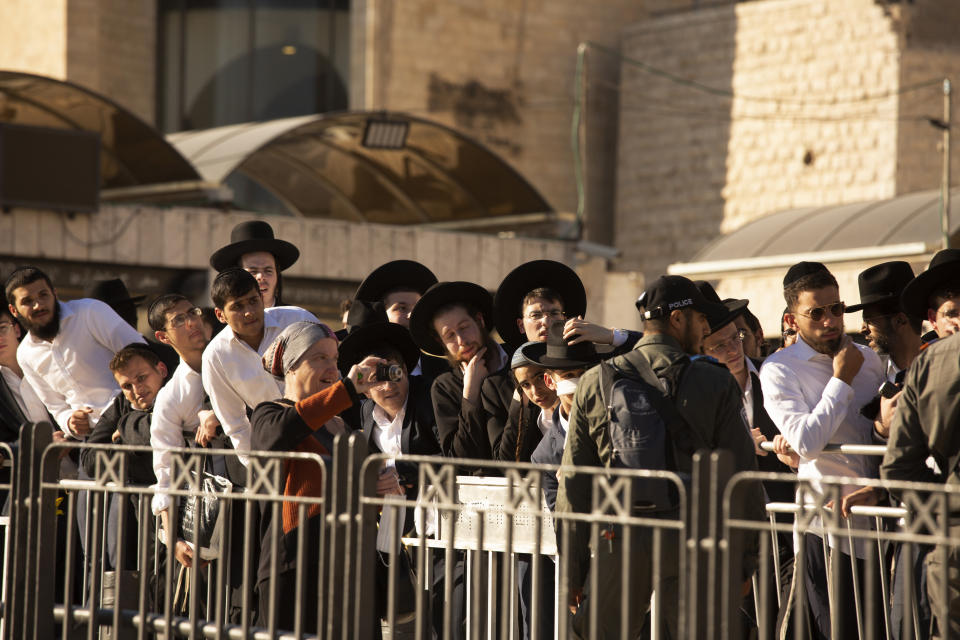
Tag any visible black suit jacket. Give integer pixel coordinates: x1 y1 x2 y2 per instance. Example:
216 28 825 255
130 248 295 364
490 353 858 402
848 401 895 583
360 375 442 503
748 364 795 506
0 372 27 445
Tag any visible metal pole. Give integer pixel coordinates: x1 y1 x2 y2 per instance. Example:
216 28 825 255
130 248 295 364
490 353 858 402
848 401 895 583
941 78 952 250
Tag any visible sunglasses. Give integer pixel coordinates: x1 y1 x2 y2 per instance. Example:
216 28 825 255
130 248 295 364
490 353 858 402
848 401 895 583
797 302 845 322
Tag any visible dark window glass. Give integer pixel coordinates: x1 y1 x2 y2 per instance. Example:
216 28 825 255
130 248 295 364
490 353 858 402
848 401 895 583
158 0 349 133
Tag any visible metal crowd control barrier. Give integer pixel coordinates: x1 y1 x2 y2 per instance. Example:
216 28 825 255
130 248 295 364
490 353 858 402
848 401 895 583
5 420 959 640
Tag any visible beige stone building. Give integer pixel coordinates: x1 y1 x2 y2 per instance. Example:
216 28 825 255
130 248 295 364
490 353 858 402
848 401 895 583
0 0 958 333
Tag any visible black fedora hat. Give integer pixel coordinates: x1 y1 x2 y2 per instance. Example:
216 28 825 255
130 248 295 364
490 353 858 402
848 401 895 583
518 322 601 370
408 282 493 357
354 260 438 302
901 249 960 320
85 279 145 306
694 281 748 333
209 220 300 272
345 299 388 329
845 261 915 313
337 322 420 375
493 260 586 346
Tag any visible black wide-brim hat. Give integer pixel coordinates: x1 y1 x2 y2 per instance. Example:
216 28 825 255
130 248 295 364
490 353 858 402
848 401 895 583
337 322 420 375
493 260 586 345
900 249 960 320
845 260 916 313
694 281 748 333
85 278 146 305
518 335 602 370
354 260 438 302
409 281 493 357
209 220 300 272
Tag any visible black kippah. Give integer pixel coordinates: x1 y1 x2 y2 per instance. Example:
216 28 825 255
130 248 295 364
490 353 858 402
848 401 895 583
783 261 827 288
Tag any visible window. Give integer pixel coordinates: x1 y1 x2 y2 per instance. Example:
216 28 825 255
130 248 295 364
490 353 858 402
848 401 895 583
158 0 350 133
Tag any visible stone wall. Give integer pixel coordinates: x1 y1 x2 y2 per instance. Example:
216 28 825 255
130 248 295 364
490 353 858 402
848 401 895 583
616 0 960 282
66 0 157 124
357 0 648 221
0 0 68 79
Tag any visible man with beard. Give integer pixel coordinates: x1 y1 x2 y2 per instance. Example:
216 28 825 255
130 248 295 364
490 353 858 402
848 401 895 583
5 267 145 438
848 261 921 384
759 262 886 639
409 281 505 463
557 274 764 640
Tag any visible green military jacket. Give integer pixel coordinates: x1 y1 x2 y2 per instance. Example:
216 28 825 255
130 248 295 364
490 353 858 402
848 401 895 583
555 332 764 591
881 334 960 505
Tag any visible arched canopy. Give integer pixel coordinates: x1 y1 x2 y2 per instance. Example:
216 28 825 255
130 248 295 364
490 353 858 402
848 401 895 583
167 112 553 225
670 188 960 276
0 71 202 190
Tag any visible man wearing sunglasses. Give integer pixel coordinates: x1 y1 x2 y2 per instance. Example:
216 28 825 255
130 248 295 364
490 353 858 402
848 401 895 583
759 262 885 639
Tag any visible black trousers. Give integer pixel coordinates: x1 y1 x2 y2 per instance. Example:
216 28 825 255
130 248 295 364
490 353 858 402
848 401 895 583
803 533 884 640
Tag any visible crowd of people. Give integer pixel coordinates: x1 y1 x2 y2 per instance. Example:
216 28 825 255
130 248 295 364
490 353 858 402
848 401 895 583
1 216 959 639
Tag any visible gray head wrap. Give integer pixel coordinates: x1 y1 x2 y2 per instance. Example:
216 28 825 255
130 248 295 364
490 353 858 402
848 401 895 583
262 321 337 379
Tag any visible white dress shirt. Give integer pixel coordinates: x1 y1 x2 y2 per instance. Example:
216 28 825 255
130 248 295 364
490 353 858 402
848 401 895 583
17 298 145 434
372 400 407 553
0 365 51 425
150 359 206 514
201 306 318 465
759 335 884 557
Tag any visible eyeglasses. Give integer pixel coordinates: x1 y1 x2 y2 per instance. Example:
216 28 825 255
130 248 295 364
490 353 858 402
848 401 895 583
525 310 565 322
0 322 13 332
166 307 203 330
704 331 743 356
797 302 845 322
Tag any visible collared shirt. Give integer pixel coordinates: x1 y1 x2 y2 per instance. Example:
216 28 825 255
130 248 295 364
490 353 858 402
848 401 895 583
760 335 884 556
742 358 758 430
17 299 145 434
372 399 408 553
201 306 318 465
537 403 557 435
885 357 901 384
150 359 206 514
0 365 51 425
558 407 570 444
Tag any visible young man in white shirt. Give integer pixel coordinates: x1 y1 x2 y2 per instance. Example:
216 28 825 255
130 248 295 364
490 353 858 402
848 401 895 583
201 269 317 466
759 262 886 639
5 266 145 438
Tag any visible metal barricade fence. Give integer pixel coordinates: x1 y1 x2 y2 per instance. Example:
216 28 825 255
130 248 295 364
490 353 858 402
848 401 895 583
5 420 960 640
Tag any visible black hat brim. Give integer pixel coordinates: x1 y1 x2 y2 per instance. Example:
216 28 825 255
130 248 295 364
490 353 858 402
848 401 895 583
337 322 420 375
707 298 749 333
209 238 300 272
493 260 586 345
354 260 438 302
518 340 602 370
901 260 960 320
409 282 493 357
845 293 899 313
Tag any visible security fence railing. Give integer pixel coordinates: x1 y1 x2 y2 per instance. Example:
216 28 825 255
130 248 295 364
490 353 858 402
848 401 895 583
3 421 959 640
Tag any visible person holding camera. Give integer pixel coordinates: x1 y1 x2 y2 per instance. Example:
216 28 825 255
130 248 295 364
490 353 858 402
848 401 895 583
250 320 386 631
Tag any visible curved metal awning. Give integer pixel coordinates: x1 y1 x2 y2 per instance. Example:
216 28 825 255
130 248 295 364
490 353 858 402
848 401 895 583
167 112 554 226
0 71 204 195
670 188 960 276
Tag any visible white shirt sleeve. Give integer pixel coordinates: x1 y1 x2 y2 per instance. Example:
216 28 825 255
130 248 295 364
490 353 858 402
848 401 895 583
85 299 146 353
17 355 74 434
759 362 854 459
150 375 199 515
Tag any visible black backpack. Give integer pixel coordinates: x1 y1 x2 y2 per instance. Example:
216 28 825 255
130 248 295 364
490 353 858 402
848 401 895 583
598 352 707 513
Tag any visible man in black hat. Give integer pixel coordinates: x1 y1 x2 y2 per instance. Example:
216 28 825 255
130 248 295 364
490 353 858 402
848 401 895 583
409 281 505 463
848 261 921 383
210 220 300 309
556 274 764 640
901 248 960 342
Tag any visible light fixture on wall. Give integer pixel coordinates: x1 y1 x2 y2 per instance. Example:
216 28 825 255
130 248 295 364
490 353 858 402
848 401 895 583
361 118 409 150
281 45 297 55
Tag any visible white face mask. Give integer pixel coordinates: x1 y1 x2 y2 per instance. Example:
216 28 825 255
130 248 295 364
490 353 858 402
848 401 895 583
555 377 581 397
